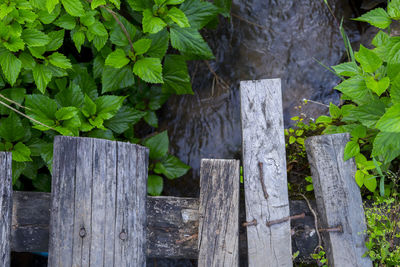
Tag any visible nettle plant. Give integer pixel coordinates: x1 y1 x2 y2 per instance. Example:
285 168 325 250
318 0 400 195
0 0 230 194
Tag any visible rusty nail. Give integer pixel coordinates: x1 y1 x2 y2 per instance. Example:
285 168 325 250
242 219 258 227
79 227 86 238
318 225 343 233
119 231 127 240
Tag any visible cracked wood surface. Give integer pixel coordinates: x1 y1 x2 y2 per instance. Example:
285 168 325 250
48 136 148 267
0 152 12 267
240 79 292 266
305 133 372 267
198 159 240 267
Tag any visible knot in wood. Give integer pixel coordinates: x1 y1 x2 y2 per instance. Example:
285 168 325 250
79 227 86 238
119 231 127 240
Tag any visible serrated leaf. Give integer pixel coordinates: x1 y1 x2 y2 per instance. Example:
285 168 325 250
167 7 190 28
166 0 184 4
334 75 369 104
365 76 390 96
25 94 57 124
109 15 136 46
21 29 50 47
315 115 332 124
126 0 152 11
372 30 389 47
80 11 96 26
133 39 152 55
344 140 360 161
344 100 385 128
214 0 231 17
388 0 400 19
180 0 219 29
144 110 158 127
61 0 84 16
3 36 25 52
38 5 61 24
329 102 341 119
364 175 377 192
133 57 163 83
162 54 192 94
92 35 107 51
0 113 25 142
55 83 84 107
157 155 190 179
46 0 59 13
372 132 400 163
376 103 400 132
72 30 85 52
0 48 22 86
148 175 163 196
355 170 364 187
91 0 106 9
104 106 145 133
331 62 360 77
88 21 108 36
147 29 169 58
55 106 79 120
33 64 53 93
170 26 214 59
144 131 169 159
142 9 167 34
82 94 96 117
48 52 72 69
95 95 125 117
109 0 120 9
46 30 65 51
354 8 392 29
54 13 76 29
102 66 135 93
105 49 130 68
354 45 382 73
13 142 32 162
351 125 367 139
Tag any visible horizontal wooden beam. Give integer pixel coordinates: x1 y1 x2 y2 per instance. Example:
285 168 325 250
11 191 318 262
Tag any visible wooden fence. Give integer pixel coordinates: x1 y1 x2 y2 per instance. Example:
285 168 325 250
0 79 372 267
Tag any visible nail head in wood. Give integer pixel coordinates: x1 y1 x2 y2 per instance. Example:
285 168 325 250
79 228 86 238
119 231 127 241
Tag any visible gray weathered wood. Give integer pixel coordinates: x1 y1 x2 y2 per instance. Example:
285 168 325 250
305 133 372 267
0 152 12 267
240 79 293 266
48 136 148 267
10 191 320 261
198 159 240 267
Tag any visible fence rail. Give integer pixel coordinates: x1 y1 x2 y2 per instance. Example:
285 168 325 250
0 79 372 267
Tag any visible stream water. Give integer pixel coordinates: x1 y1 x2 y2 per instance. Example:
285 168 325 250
160 0 361 198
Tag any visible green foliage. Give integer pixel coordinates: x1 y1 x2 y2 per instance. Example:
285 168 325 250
0 0 230 193
311 246 328 267
319 2 400 194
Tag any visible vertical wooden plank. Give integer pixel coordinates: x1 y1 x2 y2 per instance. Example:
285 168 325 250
198 159 240 267
48 137 148 267
0 152 12 267
240 79 292 267
305 133 372 267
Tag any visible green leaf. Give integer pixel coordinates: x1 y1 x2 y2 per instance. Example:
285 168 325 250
329 103 341 119
167 7 190 28
180 0 219 29
165 0 184 4
55 83 84 107
351 125 367 139
142 9 167 34
126 0 152 11
147 29 169 58
376 103 400 132
88 129 114 140
54 13 76 29
147 175 163 196
331 62 360 77
354 45 382 73
372 30 389 47
144 110 158 127
109 15 136 46
3 36 25 52
334 76 369 104
33 64 53 93
55 106 79 120
25 94 57 124
133 57 163 83
0 113 25 142
61 0 84 17
391 73 400 104
38 5 61 24
365 76 390 96
46 30 65 51
156 155 190 179
82 94 96 117
355 170 364 187
0 88 26 115
95 95 125 117
109 0 120 9
344 140 360 161
104 106 145 133
372 132 400 163
80 11 96 26
48 52 72 69
145 131 169 159
364 175 377 192
170 26 214 59
13 142 32 162
46 0 59 13
72 30 85 52
0 48 22 86
133 39 152 55
344 100 385 128
388 0 400 19
315 115 332 124
105 49 130 68
91 0 106 9
162 54 192 94
102 66 135 93
354 8 392 29
88 21 108 36
21 29 50 47
214 0 231 17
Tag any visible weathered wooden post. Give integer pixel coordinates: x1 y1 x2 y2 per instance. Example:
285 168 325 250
198 159 240 267
48 136 148 267
0 152 12 267
240 79 293 266
305 133 372 267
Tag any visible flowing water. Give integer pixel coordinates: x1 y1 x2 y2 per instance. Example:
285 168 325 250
160 0 360 198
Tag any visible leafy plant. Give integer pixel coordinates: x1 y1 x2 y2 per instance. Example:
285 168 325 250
0 0 230 194
318 1 400 194
311 246 329 267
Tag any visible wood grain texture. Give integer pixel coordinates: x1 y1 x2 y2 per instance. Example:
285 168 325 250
48 136 148 267
11 192 321 261
0 152 12 267
198 159 240 267
305 133 372 267
240 79 292 266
